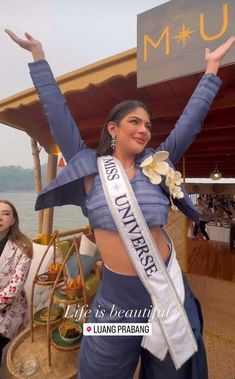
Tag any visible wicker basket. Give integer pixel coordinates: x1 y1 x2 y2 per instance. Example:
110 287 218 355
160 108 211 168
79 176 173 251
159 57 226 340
7 326 78 379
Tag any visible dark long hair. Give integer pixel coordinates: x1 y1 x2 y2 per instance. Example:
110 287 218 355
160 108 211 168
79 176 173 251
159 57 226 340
0 200 33 258
97 100 151 156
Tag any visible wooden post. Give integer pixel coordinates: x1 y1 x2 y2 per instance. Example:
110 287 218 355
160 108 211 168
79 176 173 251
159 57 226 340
182 155 189 272
183 155 186 185
41 153 58 240
30 138 44 234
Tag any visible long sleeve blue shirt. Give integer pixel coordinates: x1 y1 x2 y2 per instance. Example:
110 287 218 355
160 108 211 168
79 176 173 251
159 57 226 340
29 60 222 225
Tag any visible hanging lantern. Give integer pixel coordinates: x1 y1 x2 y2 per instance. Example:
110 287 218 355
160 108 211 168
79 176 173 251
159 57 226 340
210 165 222 180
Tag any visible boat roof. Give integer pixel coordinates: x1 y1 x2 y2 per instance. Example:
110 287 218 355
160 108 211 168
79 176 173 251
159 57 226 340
0 48 235 178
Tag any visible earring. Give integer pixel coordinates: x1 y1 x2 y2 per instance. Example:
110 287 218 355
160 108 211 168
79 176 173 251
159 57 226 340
111 136 116 150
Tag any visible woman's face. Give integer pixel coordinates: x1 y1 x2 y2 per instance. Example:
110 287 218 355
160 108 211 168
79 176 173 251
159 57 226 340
111 107 152 157
0 202 15 235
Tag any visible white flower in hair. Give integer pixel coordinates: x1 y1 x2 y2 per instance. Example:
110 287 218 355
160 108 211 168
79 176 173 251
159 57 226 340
140 151 170 184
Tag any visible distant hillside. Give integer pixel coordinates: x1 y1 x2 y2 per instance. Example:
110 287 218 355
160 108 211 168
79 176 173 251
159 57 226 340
0 165 47 192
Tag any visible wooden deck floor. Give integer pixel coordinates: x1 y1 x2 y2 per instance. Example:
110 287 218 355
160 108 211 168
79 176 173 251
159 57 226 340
1 238 234 379
188 238 235 282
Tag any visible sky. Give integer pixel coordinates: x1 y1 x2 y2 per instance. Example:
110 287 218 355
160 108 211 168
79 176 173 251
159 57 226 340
0 0 167 168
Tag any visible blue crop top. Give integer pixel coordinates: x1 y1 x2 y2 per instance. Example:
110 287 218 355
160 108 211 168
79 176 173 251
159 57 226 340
29 60 222 224
86 167 169 231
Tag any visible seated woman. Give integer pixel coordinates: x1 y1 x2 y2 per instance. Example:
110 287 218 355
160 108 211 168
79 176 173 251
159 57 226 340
0 200 32 363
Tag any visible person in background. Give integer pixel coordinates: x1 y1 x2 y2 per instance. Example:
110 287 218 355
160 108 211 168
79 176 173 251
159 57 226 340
0 200 32 363
193 197 210 240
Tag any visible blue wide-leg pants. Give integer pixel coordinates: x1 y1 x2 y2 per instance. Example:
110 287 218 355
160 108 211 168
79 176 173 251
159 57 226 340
78 267 208 379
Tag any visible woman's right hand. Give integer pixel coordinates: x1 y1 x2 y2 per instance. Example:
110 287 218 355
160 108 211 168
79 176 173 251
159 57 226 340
205 36 235 75
5 29 45 61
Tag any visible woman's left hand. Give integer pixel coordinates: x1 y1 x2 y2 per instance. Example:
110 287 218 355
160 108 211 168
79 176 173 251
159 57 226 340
5 29 45 61
205 36 235 74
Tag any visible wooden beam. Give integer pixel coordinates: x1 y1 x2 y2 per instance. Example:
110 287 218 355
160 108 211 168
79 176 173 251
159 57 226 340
41 154 58 237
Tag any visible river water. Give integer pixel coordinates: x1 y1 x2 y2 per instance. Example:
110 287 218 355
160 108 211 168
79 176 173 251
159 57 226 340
0 192 88 237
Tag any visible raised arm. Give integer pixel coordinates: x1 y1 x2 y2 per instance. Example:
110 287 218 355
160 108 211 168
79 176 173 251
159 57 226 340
159 36 235 164
5 30 85 162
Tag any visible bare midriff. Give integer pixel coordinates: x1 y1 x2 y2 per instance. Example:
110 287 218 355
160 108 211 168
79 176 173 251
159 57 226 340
94 226 170 276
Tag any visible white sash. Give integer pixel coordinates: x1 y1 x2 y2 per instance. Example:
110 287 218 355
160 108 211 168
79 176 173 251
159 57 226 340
98 156 197 369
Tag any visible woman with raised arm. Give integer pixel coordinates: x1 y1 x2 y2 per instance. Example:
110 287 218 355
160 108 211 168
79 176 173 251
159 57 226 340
6 29 235 379
0 200 32 363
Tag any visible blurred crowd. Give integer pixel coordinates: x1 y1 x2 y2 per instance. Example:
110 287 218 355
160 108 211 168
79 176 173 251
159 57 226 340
192 195 235 240
204 195 235 221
